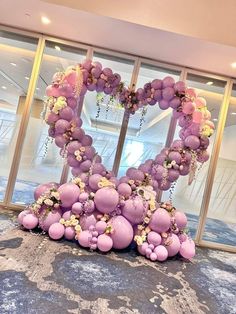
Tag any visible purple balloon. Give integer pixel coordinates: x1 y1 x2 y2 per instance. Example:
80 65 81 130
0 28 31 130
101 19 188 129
165 234 181 257
80 213 97 230
94 187 119 214
184 135 200 150
71 202 83 215
18 209 31 225
46 112 59 124
55 119 70 134
58 183 80 208
67 141 81 154
71 128 85 141
147 231 162 246
117 183 132 198
168 151 182 164
162 87 175 101
159 99 170 110
122 197 147 225
167 169 180 182
78 230 91 247
109 215 133 249
149 208 171 233
64 226 76 240
67 97 77 110
151 79 162 89
95 221 107 234
59 106 74 121
48 222 65 240
39 209 62 231
174 81 186 93
162 76 175 88
175 211 187 229
154 245 168 261
97 234 113 252
22 214 39 230
169 97 181 109
89 174 103 191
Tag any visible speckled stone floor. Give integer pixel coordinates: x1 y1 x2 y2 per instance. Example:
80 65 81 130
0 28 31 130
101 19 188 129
0 208 236 314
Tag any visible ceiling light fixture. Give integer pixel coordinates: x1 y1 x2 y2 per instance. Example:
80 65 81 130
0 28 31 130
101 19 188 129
25 76 29 80
41 16 51 25
231 62 236 68
55 45 61 51
206 81 213 85
213 118 218 121
36 87 40 90
231 112 236 115
10 62 17 66
1 86 7 90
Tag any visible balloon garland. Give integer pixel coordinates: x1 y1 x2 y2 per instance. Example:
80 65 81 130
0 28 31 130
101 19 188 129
17 59 215 262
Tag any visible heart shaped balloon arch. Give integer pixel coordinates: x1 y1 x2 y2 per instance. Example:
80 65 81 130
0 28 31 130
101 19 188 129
18 59 214 262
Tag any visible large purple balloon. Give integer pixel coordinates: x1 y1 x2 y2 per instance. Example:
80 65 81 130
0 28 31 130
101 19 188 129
58 183 80 208
109 215 133 249
122 196 147 225
149 208 171 233
39 209 62 231
94 187 119 214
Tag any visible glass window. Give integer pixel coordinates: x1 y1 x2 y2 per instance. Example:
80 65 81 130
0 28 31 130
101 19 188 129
12 41 87 205
167 73 227 239
118 63 181 177
80 52 135 173
202 83 236 246
0 30 38 202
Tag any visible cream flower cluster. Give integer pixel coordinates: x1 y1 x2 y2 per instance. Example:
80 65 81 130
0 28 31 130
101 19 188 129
51 96 67 114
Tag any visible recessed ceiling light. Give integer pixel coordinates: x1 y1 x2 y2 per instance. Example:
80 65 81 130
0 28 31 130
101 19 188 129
10 62 17 66
206 81 213 85
1 86 7 90
41 16 51 25
36 87 40 90
55 45 61 51
213 118 218 121
231 62 236 68
25 76 29 80
231 112 236 115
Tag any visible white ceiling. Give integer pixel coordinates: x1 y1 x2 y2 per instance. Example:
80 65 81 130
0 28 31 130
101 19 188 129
0 0 236 78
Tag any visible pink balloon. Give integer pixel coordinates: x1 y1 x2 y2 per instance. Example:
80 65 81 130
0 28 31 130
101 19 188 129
182 101 196 115
168 151 182 164
174 211 187 229
80 213 97 230
122 196 147 225
22 214 39 230
59 106 74 121
150 252 158 261
67 97 78 110
71 202 83 215
97 234 113 252
55 119 70 134
94 187 119 214
78 230 91 247
46 112 59 124
117 183 132 198
137 242 149 255
195 97 206 108
192 111 204 123
39 210 62 231
184 135 200 150
64 226 76 240
55 135 68 148
147 231 162 246
62 210 71 221
91 163 106 175
149 208 171 233
179 239 195 259
48 222 65 240
89 174 102 191
81 135 93 146
46 85 60 97
109 215 133 249
154 245 168 261
67 141 81 154
95 221 107 234
34 182 57 200
18 209 31 225
165 234 181 257
58 183 80 208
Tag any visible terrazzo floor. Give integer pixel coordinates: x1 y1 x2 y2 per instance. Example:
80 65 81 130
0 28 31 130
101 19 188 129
0 208 236 314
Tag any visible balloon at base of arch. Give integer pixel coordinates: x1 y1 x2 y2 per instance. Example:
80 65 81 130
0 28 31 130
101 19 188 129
17 59 215 262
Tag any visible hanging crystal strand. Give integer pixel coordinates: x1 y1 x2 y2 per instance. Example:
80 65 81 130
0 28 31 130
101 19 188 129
95 93 103 129
105 95 114 119
43 136 51 158
169 181 177 205
137 106 147 136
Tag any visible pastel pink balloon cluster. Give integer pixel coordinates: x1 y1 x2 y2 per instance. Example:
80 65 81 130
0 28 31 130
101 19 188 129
17 59 215 262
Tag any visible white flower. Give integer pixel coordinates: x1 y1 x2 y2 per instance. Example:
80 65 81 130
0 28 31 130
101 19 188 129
44 198 54 206
51 191 60 200
37 197 44 205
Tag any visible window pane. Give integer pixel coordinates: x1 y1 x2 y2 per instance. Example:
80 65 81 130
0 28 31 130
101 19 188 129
202 83 236 246
80 52 135 172
12 41 87 205
118 63 181 177
167 73 227 238
0 31 38 202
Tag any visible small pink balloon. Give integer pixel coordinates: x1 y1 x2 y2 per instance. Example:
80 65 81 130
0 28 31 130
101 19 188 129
22 214 39 230
150 252 158 261
154 245 168 261
137 242 149 255
195 97 206 108
184 135 200 150
192 111 204 123
18 209 31 225
97 234 113 252
48 222 65 240
182 101 196 115
64 226 76 240
62 210 71 221
95 221 107 234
